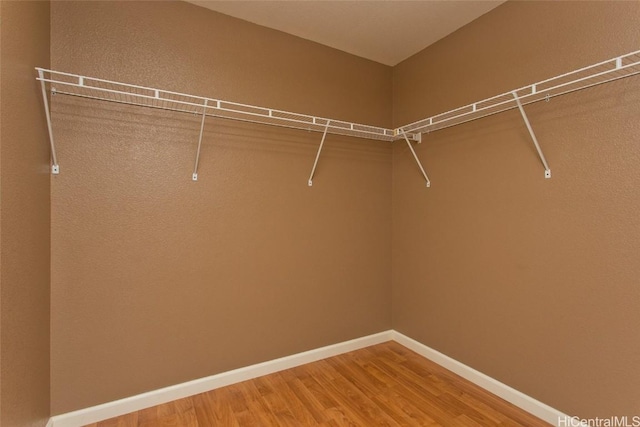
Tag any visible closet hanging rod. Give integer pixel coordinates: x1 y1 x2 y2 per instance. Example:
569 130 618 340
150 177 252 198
396 49 640 136
35 68 398 142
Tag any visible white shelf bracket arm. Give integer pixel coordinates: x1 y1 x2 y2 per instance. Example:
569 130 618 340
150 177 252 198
192 100 208 181
400 129 430 188
512 91 551 179
308 121 330 187
38 69 60 174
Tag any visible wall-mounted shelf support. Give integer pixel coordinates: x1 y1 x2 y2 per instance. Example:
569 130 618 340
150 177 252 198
400 129 430 187
393 130 421 143
192 100 208 181
37 69 59 174
308 121 330 186
512 91 551 179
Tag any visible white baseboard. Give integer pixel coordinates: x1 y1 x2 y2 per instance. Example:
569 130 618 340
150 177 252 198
49 329 577 427
47 330 393 427
391 331 573 426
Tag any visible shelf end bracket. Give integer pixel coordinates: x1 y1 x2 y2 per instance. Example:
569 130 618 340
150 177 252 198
37 69 60 174
512 91 551 179
308 121 330 187
400 129 430 188
192 100 208 181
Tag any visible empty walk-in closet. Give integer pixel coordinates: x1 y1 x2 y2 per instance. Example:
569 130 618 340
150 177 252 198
1 1 639 426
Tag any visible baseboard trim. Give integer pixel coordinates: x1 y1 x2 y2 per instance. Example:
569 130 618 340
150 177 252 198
391 331 572 426
48 329 576 427
47 330 393 427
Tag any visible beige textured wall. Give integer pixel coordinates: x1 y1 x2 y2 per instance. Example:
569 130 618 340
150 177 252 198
0 1 51 426
392 1 640 418
50 1 392 414
47 0 640 419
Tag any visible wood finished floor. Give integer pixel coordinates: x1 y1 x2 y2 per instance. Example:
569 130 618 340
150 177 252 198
85 341 551 426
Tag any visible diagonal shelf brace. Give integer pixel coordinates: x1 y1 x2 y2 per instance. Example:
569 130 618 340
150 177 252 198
38 69 60 174
308 121 331 187
512 91 551 179
192 100 208 181
400 129 430 188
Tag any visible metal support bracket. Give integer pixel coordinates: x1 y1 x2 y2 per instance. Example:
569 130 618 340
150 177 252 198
512 91 551 179
38 69 60 174
394 129 421 143
192 100 208 181
400 129 430 187
308 121 330 186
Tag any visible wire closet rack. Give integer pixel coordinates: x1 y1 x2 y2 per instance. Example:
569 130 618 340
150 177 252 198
37 48 640 185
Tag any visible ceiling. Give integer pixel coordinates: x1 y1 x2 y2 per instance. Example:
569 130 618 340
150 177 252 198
185 1 506 66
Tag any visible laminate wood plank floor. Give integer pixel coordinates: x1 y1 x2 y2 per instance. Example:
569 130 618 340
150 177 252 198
85 341 551 426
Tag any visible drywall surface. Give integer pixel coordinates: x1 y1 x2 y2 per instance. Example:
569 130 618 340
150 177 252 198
392 1 640 418
50 1 392 413
0 1 51 426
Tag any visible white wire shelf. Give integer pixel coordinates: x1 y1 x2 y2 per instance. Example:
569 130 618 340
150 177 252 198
36 48 640 184
37 49 640 143
36 68 396 142
396 49 640 136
